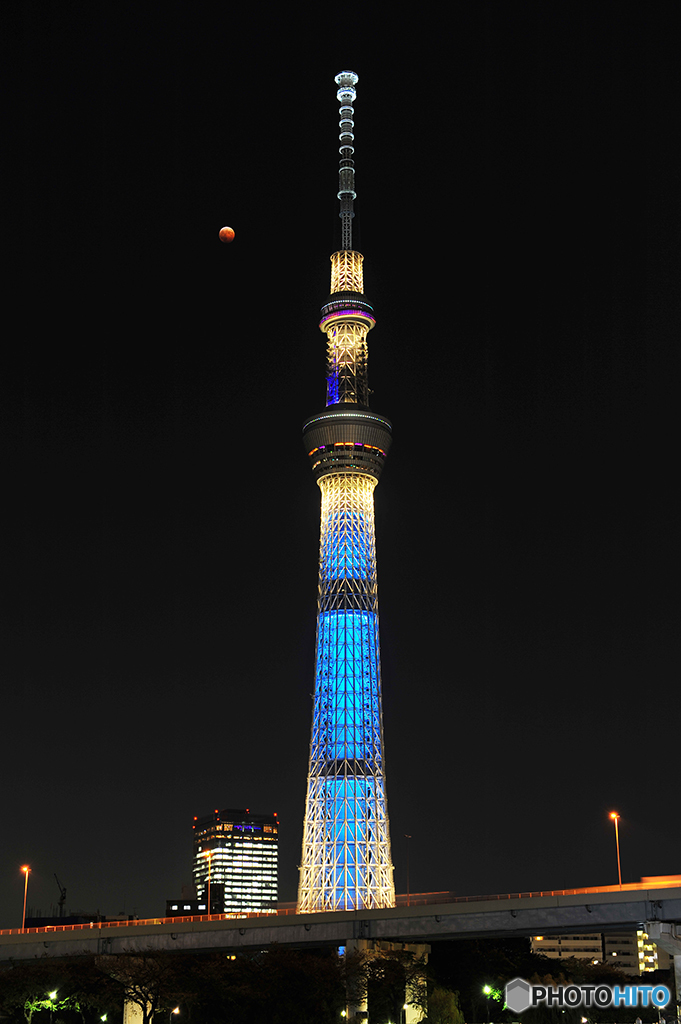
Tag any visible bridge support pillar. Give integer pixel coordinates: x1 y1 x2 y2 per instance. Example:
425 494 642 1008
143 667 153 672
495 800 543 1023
344 938 430 1023
122 999 145 1024
646 923 681 1013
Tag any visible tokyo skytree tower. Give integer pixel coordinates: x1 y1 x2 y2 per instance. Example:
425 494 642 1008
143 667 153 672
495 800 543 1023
297 71 395 913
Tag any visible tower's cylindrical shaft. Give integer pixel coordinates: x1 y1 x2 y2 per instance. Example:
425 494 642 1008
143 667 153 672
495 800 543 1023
320 251 375 408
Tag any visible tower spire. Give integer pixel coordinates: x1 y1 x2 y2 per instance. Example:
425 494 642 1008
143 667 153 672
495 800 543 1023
317 72 377 409
335 70 358 251
297 72 394 914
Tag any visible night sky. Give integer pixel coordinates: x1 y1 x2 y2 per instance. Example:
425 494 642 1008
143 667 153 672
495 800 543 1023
3 5 679 929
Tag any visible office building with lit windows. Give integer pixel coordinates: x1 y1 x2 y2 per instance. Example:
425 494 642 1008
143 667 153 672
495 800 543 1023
177 808 279 916
531 929 671 975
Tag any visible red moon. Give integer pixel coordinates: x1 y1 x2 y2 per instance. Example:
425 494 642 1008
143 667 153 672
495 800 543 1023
219 226 235 243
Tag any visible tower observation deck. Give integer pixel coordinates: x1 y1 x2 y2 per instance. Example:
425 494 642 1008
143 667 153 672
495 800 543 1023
297 72 395 913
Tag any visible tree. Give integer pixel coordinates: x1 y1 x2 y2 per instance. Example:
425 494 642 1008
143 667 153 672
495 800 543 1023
95 954 182 1024
424 986 465 1024
0 957 118 1024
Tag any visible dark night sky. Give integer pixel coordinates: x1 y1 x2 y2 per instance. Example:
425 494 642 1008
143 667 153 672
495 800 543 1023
3 4 679 928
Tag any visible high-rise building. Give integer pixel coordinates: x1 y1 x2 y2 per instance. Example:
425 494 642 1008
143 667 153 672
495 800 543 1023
297 72 395 913
191 808 278 915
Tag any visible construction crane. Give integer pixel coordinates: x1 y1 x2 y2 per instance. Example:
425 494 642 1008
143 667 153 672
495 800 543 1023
54 874 66 918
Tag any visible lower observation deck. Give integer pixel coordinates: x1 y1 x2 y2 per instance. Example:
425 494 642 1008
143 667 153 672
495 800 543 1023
303 405 392 481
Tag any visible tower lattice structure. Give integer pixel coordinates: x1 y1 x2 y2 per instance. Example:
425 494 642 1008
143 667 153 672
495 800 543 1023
297 72 395 913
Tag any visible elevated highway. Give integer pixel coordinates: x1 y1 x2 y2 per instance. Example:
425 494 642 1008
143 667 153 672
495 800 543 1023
1 884 680 963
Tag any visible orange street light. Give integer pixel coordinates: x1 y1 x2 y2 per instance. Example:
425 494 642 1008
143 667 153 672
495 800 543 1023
609 812 622 888
404 835 412 907
21 866 30 931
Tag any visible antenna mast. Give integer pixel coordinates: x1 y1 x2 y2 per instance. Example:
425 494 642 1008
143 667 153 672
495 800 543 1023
312 71 379 409
335 71 358 251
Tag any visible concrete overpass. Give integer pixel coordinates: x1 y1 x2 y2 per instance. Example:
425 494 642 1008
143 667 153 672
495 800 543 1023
1 885 680 964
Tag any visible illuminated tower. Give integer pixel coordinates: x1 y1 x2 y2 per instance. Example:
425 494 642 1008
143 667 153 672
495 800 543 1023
297 71 395 913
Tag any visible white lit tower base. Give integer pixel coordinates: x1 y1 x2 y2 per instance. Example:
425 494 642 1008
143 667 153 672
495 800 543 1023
297 72 395 914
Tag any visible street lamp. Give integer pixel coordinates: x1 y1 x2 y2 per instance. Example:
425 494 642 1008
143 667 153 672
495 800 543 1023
404 835 412 907
609 811 622 888
483 985 492 1024
169 1007 179 1023
21 866 30 931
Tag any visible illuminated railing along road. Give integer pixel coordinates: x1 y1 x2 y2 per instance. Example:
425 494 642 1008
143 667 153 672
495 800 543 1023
3 879 680 937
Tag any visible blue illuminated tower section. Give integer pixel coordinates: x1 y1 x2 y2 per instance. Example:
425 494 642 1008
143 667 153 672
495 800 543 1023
297 72 395 913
